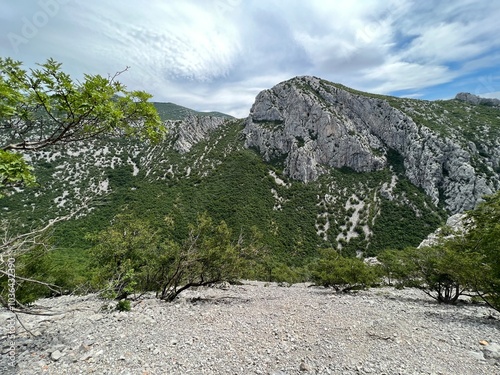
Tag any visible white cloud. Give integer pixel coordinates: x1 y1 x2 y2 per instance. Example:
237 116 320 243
1 0 499 117
362 60 456 93
400 22 495 64
70 2 242 82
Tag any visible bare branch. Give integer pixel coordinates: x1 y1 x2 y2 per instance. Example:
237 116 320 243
0 269 63 295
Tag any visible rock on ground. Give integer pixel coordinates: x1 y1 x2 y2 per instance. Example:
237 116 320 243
1 282 499 375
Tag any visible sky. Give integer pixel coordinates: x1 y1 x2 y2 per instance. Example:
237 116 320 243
1 0 500 118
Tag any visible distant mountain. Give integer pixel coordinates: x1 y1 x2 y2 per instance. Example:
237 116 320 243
245 76 499 213
2 77 499 263
455 92 500 108
152 102 233 121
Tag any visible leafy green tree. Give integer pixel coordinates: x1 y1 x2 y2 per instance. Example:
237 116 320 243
157 212 242 301
377 191 500 309
378 244 484 304
0 150 36 198
464 191 500 310
376 248 411 287
0 58 165 307
413 244 483 304
88 213 165 300
310 248 379 292
0 57 165 196
89 212 242 303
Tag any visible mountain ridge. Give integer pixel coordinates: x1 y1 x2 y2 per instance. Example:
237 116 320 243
2 76 499 260
244 76 499 213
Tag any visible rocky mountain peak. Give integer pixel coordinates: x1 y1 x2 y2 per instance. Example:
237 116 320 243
244 76 499 213
166 114 227 153
244 76 387 182
455 92 500 108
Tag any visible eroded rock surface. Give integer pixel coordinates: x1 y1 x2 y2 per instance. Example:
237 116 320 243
244 76 499 213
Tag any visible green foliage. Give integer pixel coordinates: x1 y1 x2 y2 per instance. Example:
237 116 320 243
88 212 165 299
88 211 242 302
271 263 306 285
153 102 233 121
376 191 500 310
376 248 411 287
378 244 484 304
464 191 500 311
2 110 446 271
158 212 242 301
116 299 131 312
369 179 444 254
310 248 379 292
0 57 165 150
0 57 167 305
0 57 165 196
0 150 36 197
0 240 92 305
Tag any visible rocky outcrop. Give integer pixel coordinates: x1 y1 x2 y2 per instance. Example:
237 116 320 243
244 76 499 213
418 213 469 248
243 78 386 182
455 92 500 108
168 115 227 153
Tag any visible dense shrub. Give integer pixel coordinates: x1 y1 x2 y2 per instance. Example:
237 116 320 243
88 212 242 302
310 248 379 292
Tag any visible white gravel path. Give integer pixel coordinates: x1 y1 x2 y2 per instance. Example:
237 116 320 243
1 281 499 375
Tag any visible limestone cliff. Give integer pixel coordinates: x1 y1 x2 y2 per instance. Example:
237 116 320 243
455 92 500 108
244 76 499 213
167 114 227 153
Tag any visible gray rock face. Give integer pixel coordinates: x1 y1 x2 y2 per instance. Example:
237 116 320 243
243 78 386 182
244 76 499 213
455 92 500 107
168 115 227 153
418 213 468 248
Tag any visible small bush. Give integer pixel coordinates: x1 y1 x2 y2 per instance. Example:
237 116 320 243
116 299 131 312
310 248 379 292
377 245 484 304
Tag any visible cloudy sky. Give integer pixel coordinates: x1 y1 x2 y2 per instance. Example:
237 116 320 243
1 0 500 117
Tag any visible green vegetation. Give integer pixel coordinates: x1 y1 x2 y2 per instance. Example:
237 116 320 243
0 57 165 306
2 116 445 287
378 245 482 304
153 102 233 121
88 212 242 302
465 191 500 311
0 149 36 198
310 248 378 292
0 57 165 197
378 190 500 310
2 71 498 315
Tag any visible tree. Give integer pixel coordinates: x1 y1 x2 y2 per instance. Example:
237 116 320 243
88 213 165 300
89 212 242 303
0 57 165 196
376 248 411 287
464 191 500 311
378 244 485 304
0 150 35 198
377 190 500 309
0 58 165 307
157 213 242 301
310 248 379 292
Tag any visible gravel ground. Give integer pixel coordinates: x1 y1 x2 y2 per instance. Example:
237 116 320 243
1 281 499 375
